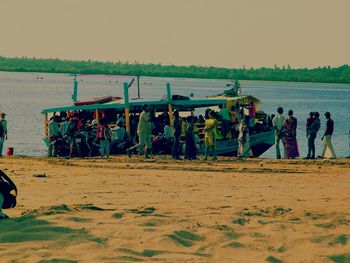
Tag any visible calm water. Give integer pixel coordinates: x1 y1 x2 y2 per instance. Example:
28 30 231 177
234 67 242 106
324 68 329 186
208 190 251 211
1 71 350 158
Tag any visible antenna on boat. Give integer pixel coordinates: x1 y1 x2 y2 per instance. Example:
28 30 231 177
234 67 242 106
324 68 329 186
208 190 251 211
137 75 140 99
127 76 141 99
71 74 78 102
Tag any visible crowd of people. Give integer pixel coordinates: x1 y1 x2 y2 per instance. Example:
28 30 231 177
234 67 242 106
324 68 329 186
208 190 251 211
40 101 265 159
272 107 337 159
0 103 345 160
125 103 267 160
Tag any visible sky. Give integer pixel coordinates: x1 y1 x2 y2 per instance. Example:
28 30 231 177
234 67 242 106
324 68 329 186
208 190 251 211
0 0 349 68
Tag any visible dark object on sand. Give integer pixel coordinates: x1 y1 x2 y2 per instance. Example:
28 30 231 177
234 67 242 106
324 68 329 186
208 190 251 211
0 170 17 209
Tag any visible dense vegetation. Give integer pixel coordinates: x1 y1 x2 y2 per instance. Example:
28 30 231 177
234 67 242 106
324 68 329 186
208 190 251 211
0 56 349 84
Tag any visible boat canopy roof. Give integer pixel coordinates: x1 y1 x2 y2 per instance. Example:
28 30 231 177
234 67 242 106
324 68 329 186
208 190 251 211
42 98 227 114
210 94 260 103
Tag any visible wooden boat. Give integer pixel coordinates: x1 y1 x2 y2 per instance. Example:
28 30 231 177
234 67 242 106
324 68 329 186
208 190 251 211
42 82 275 157
74 96 113 106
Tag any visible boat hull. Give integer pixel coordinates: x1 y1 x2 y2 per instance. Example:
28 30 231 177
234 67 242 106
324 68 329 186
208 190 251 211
74 96 113 106
197 129 275 157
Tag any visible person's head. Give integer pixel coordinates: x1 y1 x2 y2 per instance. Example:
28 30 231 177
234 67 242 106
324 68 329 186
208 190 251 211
315 112 320 118
277 107 284 115
53 115 60 122
204 109 211 119
288 110 293 116
117 121 123 128
187 116 194 123
142 105 149 112
209 110 217 119
309 112 314 117
0 112 6 119
325 112 331 119
173 110 179 118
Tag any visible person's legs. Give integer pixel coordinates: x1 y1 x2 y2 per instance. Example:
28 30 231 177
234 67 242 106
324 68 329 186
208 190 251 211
211 138 217 160
145 134 152 158
281 137 286 158
52 140 57 157
325 135 336 158
69 137 74 157
100 139 106 157
306 136 312 158
275 135 281 159
320 137 328 158
48 143 53 157
172 135 180 159
105 140 110 158
310 134 316 158
185 136 190 159
204 135 211 160
138 133 147 155
0 137 4 156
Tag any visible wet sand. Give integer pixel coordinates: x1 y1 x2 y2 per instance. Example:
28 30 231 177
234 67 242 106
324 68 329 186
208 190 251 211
0 156 350 263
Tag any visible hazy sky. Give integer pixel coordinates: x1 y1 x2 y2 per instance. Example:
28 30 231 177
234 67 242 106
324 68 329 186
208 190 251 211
1 0 349 68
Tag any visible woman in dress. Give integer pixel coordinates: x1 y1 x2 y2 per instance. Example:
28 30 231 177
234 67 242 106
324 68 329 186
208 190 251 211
283 110 299 159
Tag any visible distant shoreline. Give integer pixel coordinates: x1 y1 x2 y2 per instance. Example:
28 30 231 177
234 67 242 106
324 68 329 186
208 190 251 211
1 56 350 84
2 70 350 88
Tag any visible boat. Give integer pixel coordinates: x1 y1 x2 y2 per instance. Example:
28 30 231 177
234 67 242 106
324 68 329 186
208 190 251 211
42 82 275 157
74 96 113 106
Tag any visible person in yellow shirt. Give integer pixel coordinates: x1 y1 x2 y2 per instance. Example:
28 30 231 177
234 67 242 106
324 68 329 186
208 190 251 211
204 110 218 160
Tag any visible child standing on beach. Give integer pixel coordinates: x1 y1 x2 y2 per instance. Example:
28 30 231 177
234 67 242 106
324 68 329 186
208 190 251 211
97 118 111 158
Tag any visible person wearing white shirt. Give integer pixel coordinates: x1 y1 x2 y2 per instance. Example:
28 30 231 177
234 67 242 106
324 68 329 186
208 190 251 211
272 107 286 159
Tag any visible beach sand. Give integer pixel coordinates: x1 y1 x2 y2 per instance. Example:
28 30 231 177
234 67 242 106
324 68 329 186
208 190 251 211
0 156 350 263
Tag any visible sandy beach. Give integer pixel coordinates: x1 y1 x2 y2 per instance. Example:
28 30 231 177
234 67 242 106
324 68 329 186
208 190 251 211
1 156 350 263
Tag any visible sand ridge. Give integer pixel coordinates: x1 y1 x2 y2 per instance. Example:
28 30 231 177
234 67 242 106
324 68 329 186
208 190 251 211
0 156 350 263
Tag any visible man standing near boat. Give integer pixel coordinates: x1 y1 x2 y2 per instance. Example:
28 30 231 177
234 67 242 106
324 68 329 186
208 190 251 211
318 112 336 159
48 116 61 157
272 107 286 159
0 113 8 157
127 105 152 158
172 110 182 160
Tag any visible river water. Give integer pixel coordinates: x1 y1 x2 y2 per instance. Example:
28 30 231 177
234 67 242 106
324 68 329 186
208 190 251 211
1 71 349 158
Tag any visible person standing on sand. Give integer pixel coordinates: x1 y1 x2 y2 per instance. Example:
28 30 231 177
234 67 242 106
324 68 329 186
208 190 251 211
185 116 197 160
237 119 251 158
0 113 8 157
272 107 286 159
305 112 315 137
283 110 299 159
48 115 61 157
172 110 182 160
305 112 320 159
318 112 336 159
204 110 218 161
127 105 152 158
97 118 111 158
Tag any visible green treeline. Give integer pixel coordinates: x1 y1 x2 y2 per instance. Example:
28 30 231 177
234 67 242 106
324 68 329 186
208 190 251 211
0 56 349 84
